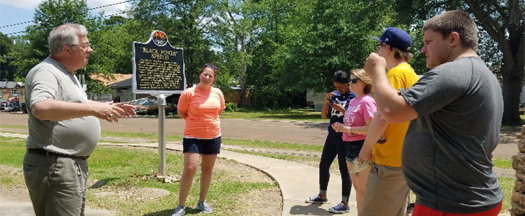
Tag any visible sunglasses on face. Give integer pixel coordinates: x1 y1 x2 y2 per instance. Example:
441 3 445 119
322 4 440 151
350 78 360 84
204 63 217 70
374 43 386 51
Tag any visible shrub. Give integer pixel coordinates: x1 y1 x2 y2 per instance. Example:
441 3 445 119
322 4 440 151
225 102 238 112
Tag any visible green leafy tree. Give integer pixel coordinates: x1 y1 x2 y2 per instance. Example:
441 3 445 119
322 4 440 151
130 0 218 90
23 0 92 75
208 0 258 106
6 35 32 82
0 33 14 80
245 0 393 108
393 0 525 125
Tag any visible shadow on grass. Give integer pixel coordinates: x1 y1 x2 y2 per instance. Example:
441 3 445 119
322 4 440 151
89 177 120 189
143 208 201 216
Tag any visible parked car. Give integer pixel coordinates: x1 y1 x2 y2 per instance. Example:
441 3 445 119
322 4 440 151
0 100 7 111
4 102 20 112
128 99 149 106
136 101 177 115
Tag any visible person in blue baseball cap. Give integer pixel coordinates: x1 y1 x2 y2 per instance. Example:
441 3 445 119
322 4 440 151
364 10 504 216
371 27 413 52
358 27 420 216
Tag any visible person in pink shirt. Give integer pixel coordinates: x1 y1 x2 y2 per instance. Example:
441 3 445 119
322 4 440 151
172 63 225 216
332 69 376 215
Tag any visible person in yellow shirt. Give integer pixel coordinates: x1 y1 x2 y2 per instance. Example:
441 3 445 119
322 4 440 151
358 27 419 216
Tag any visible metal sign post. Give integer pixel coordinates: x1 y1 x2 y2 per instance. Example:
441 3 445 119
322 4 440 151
131 30 185 177
156 94 166 176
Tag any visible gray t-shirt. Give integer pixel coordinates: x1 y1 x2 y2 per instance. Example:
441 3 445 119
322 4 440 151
25 57 101 156
400 57 503 213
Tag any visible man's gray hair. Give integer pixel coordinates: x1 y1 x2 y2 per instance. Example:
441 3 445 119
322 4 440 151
48 23 88 55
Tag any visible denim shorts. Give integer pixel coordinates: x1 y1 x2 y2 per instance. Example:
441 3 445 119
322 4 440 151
344 139 364 163
183 137 221 155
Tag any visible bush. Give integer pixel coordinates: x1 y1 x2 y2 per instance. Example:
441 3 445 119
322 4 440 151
225 102 238 112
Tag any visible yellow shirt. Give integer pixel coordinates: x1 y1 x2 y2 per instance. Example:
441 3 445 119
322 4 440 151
372 63 419 167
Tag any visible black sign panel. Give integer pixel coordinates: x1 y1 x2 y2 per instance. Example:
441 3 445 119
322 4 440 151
132 31 185 94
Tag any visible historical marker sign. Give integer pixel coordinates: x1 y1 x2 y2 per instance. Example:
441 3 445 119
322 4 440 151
132 30 185 95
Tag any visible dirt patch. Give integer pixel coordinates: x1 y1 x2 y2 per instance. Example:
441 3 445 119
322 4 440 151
213 158 276 184
92 187 170 201
229 187 282 216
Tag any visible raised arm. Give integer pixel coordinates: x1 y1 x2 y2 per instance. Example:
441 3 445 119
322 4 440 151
364 53 418 123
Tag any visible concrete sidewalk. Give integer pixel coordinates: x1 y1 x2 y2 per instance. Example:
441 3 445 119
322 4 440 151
105 142 357 216
0 132 514 216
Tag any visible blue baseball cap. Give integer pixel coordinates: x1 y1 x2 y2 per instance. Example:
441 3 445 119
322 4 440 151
371 27 412 52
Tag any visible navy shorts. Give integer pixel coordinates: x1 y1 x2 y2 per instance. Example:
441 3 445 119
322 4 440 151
344 139 364 163
182 137 221 155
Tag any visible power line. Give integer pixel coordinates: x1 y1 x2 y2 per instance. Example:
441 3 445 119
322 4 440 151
0 0 135 29
4 1 175 36
4 11 127 36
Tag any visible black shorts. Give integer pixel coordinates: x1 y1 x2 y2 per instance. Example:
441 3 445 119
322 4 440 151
344 139 364 163
182 137 221 155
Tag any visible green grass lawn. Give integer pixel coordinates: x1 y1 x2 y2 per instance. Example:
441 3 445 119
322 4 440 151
218 108 325 122
135 108 325 122
0 137 277 216
494 158 512 169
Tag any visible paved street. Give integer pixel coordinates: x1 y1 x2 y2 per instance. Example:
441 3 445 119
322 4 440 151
0 112 330 145
0 111 520 159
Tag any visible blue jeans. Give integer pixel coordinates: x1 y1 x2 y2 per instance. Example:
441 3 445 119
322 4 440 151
319 132 351 200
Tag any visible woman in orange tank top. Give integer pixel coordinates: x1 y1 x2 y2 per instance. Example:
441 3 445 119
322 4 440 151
171 63 225 216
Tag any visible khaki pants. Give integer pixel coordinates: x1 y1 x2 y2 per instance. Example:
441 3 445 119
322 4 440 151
361 164 409 216
23 152 89 216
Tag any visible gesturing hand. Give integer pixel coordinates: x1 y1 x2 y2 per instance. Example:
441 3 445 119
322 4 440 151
113 103 136 118
92 102 126 122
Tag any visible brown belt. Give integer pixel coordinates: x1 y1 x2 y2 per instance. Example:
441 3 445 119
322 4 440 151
27 148 89 160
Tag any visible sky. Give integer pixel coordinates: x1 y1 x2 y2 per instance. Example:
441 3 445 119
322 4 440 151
0 0 132 36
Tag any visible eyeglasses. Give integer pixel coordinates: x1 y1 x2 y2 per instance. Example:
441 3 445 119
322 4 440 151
204 63 217 70
69 43 92 49
350 78 360 84
374 43 386 51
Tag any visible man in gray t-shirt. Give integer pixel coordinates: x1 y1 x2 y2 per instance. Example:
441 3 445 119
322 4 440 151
23 23 135 216
363 11 503 215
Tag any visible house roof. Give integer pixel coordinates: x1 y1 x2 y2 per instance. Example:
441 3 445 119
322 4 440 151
109 78 132 88
89 73 132 86
0 81 22 89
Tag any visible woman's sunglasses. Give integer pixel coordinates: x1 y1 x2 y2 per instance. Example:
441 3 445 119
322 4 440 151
350 78 360 84
204 63 217 70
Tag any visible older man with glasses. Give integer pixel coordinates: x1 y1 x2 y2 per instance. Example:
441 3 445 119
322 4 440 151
23 23 135 216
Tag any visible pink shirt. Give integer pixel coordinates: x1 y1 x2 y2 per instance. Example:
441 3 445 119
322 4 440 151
178 86 225 139
342 94 376 142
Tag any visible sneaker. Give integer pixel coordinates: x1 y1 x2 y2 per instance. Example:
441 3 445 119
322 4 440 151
171 205 185 216
196 201 213 213
407 202 415 213
304 194 328 204
328 202 349 214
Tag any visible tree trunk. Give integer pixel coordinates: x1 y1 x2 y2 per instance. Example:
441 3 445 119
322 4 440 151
501 63 524 126
239 35 248 107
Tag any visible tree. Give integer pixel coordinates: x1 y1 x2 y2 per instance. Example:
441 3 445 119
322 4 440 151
208 0 257 106
5 35 32 82
0 33 13 80
130 0 219 90
393 0 525 125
